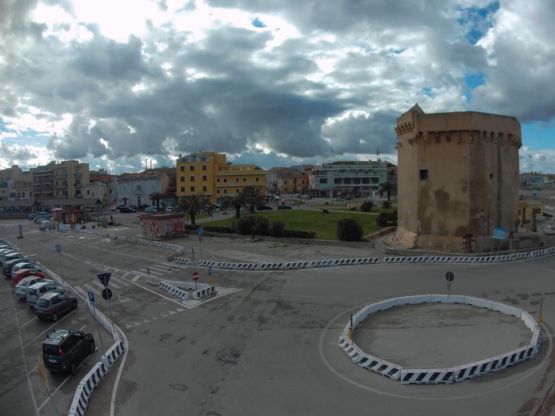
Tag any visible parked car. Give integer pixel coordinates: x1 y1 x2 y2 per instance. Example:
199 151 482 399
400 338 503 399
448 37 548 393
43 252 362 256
26 281 64 307
256 205 273 211
277 205 293 210
3 259 31 277
0 252 26 268
15 276 52 299
165 206 174 212
42 329 95 373
11 262 40 278
39 220 53 230
118 206 136 213
144 206 158 213
35 292 77 321
12 269 45 287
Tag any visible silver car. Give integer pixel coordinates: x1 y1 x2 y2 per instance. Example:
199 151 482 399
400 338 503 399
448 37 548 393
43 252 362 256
15 276 52 300
27 282 64 307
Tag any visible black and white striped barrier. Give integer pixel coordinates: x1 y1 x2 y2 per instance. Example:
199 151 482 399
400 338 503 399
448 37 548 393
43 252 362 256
339 295 543 385
159 280 189 301
68 362 108 416
68 299 126 415
177 246 555 272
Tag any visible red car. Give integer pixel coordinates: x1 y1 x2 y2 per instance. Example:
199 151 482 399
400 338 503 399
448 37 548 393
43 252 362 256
12 269 45 287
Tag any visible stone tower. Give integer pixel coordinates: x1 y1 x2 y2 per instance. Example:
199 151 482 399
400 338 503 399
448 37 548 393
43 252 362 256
395 104 521 252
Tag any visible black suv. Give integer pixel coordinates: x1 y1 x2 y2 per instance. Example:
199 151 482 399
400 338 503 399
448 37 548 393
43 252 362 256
42 329 96 373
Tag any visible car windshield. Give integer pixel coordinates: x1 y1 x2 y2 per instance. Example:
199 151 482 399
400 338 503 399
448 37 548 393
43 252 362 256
36 299 49 307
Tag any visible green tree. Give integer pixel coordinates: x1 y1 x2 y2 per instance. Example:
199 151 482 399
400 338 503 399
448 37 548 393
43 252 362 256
175 195 214 225
219 187 265 219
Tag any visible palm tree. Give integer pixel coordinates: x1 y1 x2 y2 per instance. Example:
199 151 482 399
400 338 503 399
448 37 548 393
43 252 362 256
148 192 162 209
175 195 214 225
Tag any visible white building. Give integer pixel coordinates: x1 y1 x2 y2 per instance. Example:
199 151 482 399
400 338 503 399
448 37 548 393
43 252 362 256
84 181 110 203
115 172 169 208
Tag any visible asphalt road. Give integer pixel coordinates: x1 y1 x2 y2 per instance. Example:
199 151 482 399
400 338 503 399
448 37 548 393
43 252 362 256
2 218 555 416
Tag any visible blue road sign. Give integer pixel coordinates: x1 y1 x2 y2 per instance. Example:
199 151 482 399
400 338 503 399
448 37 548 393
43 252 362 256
88 290 95 305
197 226 204 236
492 226 509 240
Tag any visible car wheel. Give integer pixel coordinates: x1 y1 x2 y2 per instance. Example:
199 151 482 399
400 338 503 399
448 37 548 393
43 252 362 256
89 341 96 353
52 313 58 321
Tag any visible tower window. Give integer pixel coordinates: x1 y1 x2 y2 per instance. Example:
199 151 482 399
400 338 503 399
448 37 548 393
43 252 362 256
419 169 428 181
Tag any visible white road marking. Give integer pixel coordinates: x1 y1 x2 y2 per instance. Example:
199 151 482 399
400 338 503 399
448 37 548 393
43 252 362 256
36 375 71 412
20 316 38 327
23 310 77 349
110 324 129 416
75 286 88 298
109 281 121 289
10 295 39 415
131 274 142 283
91 280 105 290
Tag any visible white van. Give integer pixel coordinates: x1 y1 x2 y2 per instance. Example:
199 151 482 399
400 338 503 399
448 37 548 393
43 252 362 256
39 220 53 231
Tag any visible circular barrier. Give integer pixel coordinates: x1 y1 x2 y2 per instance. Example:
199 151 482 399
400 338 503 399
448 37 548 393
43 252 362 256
338 295 543 385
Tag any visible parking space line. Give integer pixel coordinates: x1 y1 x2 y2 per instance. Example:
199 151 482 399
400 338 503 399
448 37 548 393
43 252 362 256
36 374 71 412
21 316 38 327
91 280 105 290
22 310 77 349
10 294 39 415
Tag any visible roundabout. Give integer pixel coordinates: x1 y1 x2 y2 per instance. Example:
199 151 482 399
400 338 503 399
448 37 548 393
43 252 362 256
338 295 543 385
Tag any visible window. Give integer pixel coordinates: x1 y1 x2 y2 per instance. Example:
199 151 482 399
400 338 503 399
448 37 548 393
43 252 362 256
181 176 184 182
255 177 259 182
224 189 227 193
243 178 246 182
319 178 328 184
420 169 429 180
202 186 207 192
217 178 220 183
202 176 207 181
190 186 195 192
343 178 352 184
202 165 207 171
334 178 341 185
224 178 227 183
217 189 220 193
181 186 185 192
489 173 494 179
180 166 184 172
189 166 195 171
236 189 240 193
235 177 239 182
190 176 195 182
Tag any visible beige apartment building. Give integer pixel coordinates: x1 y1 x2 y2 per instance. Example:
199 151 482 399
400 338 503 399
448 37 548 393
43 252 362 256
32 160 90 201
0 165 33 201
395 104 521 252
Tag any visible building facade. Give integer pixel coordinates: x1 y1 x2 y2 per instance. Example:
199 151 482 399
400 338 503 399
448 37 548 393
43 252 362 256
0 165 33 201
116 172 170 208
311 160 389 197
31 160 89 201
395 104 521 252
176 152 265 203
266 167 309 194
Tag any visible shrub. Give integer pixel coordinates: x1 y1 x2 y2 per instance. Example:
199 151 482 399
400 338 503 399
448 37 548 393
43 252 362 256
350 206 357 211
376 210 398 227
236 216 256 234
255 216 270 236
270 220 285 237
322 209 329 214
336 218 363 241
382 200 392 209
283 229 316 239
360 201 374 212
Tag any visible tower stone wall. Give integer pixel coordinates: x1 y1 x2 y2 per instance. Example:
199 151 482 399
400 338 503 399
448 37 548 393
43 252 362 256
395 104 521 252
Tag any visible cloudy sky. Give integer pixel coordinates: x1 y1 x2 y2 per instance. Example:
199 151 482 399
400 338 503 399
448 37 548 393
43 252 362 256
0 0 554 173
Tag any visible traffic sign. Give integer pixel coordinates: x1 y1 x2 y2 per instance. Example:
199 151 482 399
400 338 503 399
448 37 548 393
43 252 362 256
192 271 200 281
445 271 455 282
102 287 113 300
196 226 204 236
97 272 111 287
87 290 95 305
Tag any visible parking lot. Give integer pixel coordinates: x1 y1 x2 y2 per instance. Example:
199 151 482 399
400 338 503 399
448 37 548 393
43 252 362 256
2 217 555 415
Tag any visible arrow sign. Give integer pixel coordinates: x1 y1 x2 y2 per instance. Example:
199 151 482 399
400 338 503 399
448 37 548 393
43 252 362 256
97 272 111 287
102 287 113 301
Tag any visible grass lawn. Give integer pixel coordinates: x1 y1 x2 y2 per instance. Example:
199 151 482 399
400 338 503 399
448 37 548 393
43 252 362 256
206 209 384 240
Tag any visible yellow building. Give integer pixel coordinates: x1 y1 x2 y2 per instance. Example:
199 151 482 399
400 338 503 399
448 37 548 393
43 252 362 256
176 152 265 203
